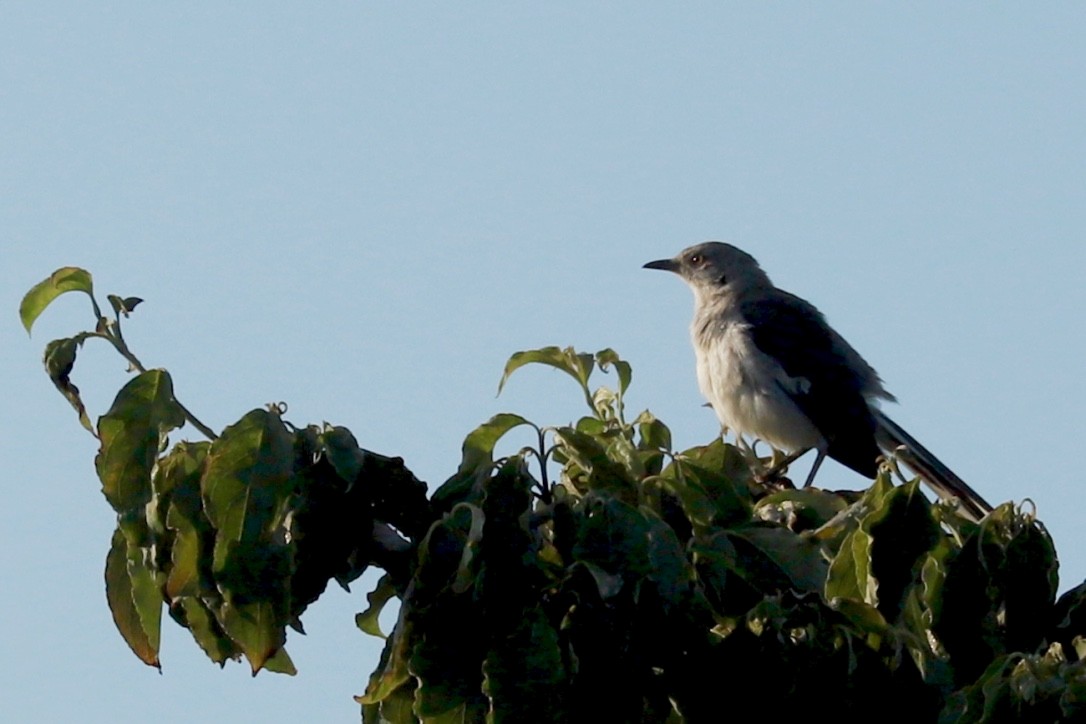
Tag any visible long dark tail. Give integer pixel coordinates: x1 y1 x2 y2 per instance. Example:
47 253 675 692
871 409 993 522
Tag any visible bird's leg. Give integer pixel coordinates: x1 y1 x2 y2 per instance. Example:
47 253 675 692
801 449 828 488
756 446 811 484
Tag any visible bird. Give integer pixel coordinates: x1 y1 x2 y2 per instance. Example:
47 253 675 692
643 241 992 521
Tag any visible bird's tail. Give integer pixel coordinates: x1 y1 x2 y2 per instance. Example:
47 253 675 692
871 409 993 522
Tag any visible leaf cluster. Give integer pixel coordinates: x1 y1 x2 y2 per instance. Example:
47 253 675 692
22 272 1086 722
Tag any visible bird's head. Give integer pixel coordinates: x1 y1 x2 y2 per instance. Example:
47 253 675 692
643 242 771 297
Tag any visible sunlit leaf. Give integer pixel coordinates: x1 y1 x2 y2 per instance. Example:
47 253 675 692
498 346 595 409
356 575 397 639
595 348 632 397
263 647 297 676
826 526 876 605
19 266 95 334
202 408 294 569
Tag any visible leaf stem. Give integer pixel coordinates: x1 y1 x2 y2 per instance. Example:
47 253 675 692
91 331 218 441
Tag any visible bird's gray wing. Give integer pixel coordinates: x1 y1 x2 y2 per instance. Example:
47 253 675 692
740 292 881 477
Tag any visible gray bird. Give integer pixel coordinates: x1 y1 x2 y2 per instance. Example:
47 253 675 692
644 241 992 521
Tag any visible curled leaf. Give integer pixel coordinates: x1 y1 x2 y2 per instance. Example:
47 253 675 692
20 266 95 334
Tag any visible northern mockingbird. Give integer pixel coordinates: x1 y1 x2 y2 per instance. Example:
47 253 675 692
644 241 992 521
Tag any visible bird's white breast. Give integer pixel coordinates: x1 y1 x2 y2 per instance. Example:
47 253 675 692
693 321 823 452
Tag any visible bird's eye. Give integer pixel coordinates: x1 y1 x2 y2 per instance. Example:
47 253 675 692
689 254 702 265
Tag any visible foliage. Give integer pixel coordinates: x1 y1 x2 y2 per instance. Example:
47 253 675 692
22 268 1086 722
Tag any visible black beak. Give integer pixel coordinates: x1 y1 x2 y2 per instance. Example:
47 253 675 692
643 258 680 273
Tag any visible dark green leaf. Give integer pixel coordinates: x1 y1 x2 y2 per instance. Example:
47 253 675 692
731 526 827 594
358 616 414 707
96 370 186 513
319 425 368 490
482 605 566 723
107 293 144 317
660 439 751 531
43 336 93 432
19 266 95 334
160 442 211 600
104 528 161 669
640 507 695 608
432 414 534 511
573 493 652 578
453 413 534 481
635 411 672 451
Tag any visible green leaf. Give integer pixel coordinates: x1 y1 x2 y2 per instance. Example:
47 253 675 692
104 528 161 669
825 526 876 605
202 408 295 570
357 575 398 639
358 618 414 706
107 294 143 317
200 409 296 674
754 488 848 532
635 410 672 451
169 596 239 667
96 370 186 513
643 508 695 606
319 425 368 490
497 346 595 409
730 526 828 594
219 590 290 675
43 336 93 433
864 479 941 621
454 413 534 481
160 442 211 600
263 647 297 676
432 414 534 511
553 426 636 497
595 348 632 397
359 678 417 723
482 605 566 723
19 266 95 334
572 493 652 578
659 439 751 531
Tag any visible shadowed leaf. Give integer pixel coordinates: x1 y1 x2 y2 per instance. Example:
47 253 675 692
105 528 161 669
43 336 93 432
96 370 186 513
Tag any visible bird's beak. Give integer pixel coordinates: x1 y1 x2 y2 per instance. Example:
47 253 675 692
643 258 679 273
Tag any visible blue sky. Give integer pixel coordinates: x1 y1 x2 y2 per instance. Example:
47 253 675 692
3 4 1084 721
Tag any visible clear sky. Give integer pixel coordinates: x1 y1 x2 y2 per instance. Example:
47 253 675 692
3 4 1084 722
